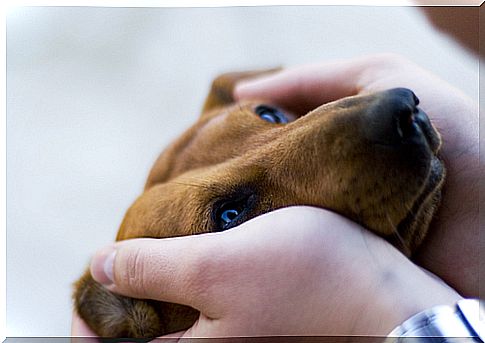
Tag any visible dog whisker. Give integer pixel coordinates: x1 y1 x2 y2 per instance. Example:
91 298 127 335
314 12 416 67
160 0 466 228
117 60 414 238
358 225 382 269
173 177 228 194
385 213 410 255
171 181 214 191
185 177 223 191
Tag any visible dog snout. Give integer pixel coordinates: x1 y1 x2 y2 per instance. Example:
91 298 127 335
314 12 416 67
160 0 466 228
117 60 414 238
365 88 437 150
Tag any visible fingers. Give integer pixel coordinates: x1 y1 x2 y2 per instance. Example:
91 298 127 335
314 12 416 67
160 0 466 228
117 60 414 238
71 311 99 342
90 235 227 317
86 207 410 336
234 53 407 115
89 206 343 320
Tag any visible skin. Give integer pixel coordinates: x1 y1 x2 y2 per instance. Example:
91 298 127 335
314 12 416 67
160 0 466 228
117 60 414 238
72 53 478 338
75 207 462 339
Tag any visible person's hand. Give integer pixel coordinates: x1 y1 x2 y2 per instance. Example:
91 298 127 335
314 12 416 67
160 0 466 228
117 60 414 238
235 54 480 297
71 310 96 337
72 207 461 339
71 54 477 339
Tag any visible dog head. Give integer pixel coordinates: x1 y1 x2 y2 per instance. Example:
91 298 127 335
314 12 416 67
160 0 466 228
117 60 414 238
117 70 444 254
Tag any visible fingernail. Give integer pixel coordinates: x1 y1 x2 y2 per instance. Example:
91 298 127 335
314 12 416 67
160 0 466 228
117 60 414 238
90 245 116 286
233 81 248 100
234 78 265 99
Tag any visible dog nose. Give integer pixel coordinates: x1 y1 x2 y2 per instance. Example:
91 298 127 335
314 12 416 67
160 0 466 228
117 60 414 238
366 88 426 147
390 88 420 142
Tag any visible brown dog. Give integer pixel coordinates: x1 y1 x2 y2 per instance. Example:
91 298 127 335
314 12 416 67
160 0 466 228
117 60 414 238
73 70 445 338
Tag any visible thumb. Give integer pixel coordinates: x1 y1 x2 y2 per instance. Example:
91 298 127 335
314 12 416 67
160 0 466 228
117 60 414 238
90 234 226 317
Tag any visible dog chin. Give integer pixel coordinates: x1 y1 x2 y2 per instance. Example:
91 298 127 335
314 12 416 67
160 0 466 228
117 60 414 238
395 156 445 255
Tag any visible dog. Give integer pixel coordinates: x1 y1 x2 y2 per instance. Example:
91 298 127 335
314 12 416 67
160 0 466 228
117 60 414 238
73 69 445 338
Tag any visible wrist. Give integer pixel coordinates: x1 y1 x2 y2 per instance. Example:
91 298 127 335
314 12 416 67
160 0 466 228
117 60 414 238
387 267 463 333
352 257 462 336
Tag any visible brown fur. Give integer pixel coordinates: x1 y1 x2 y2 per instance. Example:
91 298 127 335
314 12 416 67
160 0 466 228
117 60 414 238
73 70 445 339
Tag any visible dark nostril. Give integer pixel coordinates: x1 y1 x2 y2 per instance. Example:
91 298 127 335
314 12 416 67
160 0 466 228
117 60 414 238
412 92 420 106
367 88 424 147
395 105 417 140
384 88 421 143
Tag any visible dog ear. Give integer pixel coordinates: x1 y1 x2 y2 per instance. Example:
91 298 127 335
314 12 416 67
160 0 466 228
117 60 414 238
202 68 280 113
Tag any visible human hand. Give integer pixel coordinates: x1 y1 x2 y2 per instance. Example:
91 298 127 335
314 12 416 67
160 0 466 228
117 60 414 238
235 54 480 297
72 207 461 339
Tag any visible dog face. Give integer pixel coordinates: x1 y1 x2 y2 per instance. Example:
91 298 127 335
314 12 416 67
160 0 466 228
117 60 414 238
117 72 443 254
74 70 445 338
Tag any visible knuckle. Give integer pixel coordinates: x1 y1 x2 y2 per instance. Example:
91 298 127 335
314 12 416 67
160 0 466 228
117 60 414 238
356 53 414 90
116 246 148 295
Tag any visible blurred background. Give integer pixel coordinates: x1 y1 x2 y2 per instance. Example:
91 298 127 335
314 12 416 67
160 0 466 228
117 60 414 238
6 6 478 336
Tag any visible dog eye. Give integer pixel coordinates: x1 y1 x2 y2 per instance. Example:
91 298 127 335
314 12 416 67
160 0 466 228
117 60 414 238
255 105 289 124
215 201 246 230
213 193 256 232
220 209 240 226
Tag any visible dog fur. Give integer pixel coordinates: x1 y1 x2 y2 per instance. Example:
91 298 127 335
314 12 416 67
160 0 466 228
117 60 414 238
73 70 445 338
